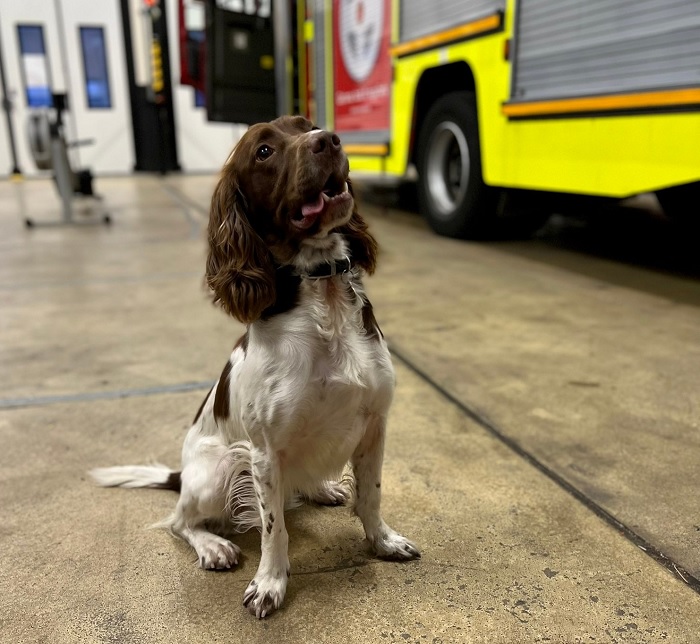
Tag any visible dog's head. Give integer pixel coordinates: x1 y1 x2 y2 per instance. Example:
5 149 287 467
206 115 377 323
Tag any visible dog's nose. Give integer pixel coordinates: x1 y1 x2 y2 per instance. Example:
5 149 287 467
310 131 341 154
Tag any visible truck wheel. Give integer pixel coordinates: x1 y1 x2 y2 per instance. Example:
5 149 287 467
416 91 548 239
417 91 495 238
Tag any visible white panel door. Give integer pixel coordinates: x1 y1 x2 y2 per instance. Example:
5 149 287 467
0 0 134 177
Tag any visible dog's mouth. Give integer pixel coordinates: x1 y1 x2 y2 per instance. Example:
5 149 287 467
292 175 351 231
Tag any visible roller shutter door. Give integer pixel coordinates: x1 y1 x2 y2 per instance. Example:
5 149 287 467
512 0 700 102
401 0 505 42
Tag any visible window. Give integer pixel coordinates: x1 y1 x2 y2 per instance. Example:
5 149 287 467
17 25 52 107
79 26 112 109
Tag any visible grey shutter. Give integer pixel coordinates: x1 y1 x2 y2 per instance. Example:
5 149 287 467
400 0 505 42
512 0 700 102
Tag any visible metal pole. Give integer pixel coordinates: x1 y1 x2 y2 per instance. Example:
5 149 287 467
51 135 74 222
273 0 292 117
0 15 22 176
52 0 81 169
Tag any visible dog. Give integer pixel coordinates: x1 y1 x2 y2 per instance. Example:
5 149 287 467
90 115 420 618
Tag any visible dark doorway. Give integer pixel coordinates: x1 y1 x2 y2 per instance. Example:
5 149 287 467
119 0 180 173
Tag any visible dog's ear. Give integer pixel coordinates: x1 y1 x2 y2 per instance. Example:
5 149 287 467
338 180 379 275
206 171 276 323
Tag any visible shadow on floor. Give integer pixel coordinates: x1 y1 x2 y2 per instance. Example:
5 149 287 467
500 203 700 308
358 181 700 307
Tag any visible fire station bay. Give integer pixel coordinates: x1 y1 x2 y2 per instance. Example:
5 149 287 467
1 0 700 641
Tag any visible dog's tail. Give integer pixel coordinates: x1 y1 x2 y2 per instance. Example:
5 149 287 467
89 464 181 492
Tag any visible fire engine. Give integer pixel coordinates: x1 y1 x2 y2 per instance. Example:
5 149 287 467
186 0 700 238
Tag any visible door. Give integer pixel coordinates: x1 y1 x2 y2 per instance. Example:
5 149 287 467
0 0 134 176
205 0 277 125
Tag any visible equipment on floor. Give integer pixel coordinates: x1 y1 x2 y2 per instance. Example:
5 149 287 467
26 93 110 227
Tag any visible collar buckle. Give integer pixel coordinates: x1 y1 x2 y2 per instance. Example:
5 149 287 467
300 256 352 280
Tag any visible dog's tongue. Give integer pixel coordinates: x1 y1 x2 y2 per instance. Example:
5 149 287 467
301 193 325 217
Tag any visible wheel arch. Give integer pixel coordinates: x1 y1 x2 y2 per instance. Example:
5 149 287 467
410 62 477 166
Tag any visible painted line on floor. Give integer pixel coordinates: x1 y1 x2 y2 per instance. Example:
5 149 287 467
161 181 209 216
389 344 700 596
0 271 201 292
0 381 215 410
160 181 208 233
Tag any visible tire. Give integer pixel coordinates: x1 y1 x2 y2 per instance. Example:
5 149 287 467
416 91 496 239
416 91 548 239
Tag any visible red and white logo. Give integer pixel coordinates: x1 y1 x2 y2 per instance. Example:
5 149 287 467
339 0 384 83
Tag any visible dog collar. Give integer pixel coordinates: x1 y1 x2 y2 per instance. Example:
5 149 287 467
296 256 352 280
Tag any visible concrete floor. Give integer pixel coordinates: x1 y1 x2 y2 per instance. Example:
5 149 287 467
1 175 699 643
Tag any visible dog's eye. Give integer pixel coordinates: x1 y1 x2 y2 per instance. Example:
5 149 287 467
255 145 274 161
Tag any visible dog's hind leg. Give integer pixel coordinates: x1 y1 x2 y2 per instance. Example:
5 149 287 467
169 444 242 570
303 480 350 506
174 520 241 569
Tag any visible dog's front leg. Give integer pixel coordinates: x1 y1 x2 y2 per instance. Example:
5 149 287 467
352 413 421 560
243 446 289 618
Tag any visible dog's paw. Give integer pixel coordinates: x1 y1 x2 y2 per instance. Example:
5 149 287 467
243 573 287 619
307 481 349 506
371 530 421 561
197 535 241 570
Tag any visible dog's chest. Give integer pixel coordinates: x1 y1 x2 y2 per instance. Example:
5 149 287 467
279 335 371 481
223 283 393 486
242 280 377 445
304 278 370 387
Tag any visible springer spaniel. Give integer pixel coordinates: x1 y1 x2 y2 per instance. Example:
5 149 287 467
91 115 420 618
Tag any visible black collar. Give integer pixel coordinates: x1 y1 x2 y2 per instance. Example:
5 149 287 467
295 256 352 280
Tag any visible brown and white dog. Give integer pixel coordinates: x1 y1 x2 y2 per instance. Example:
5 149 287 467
90 115 420 618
